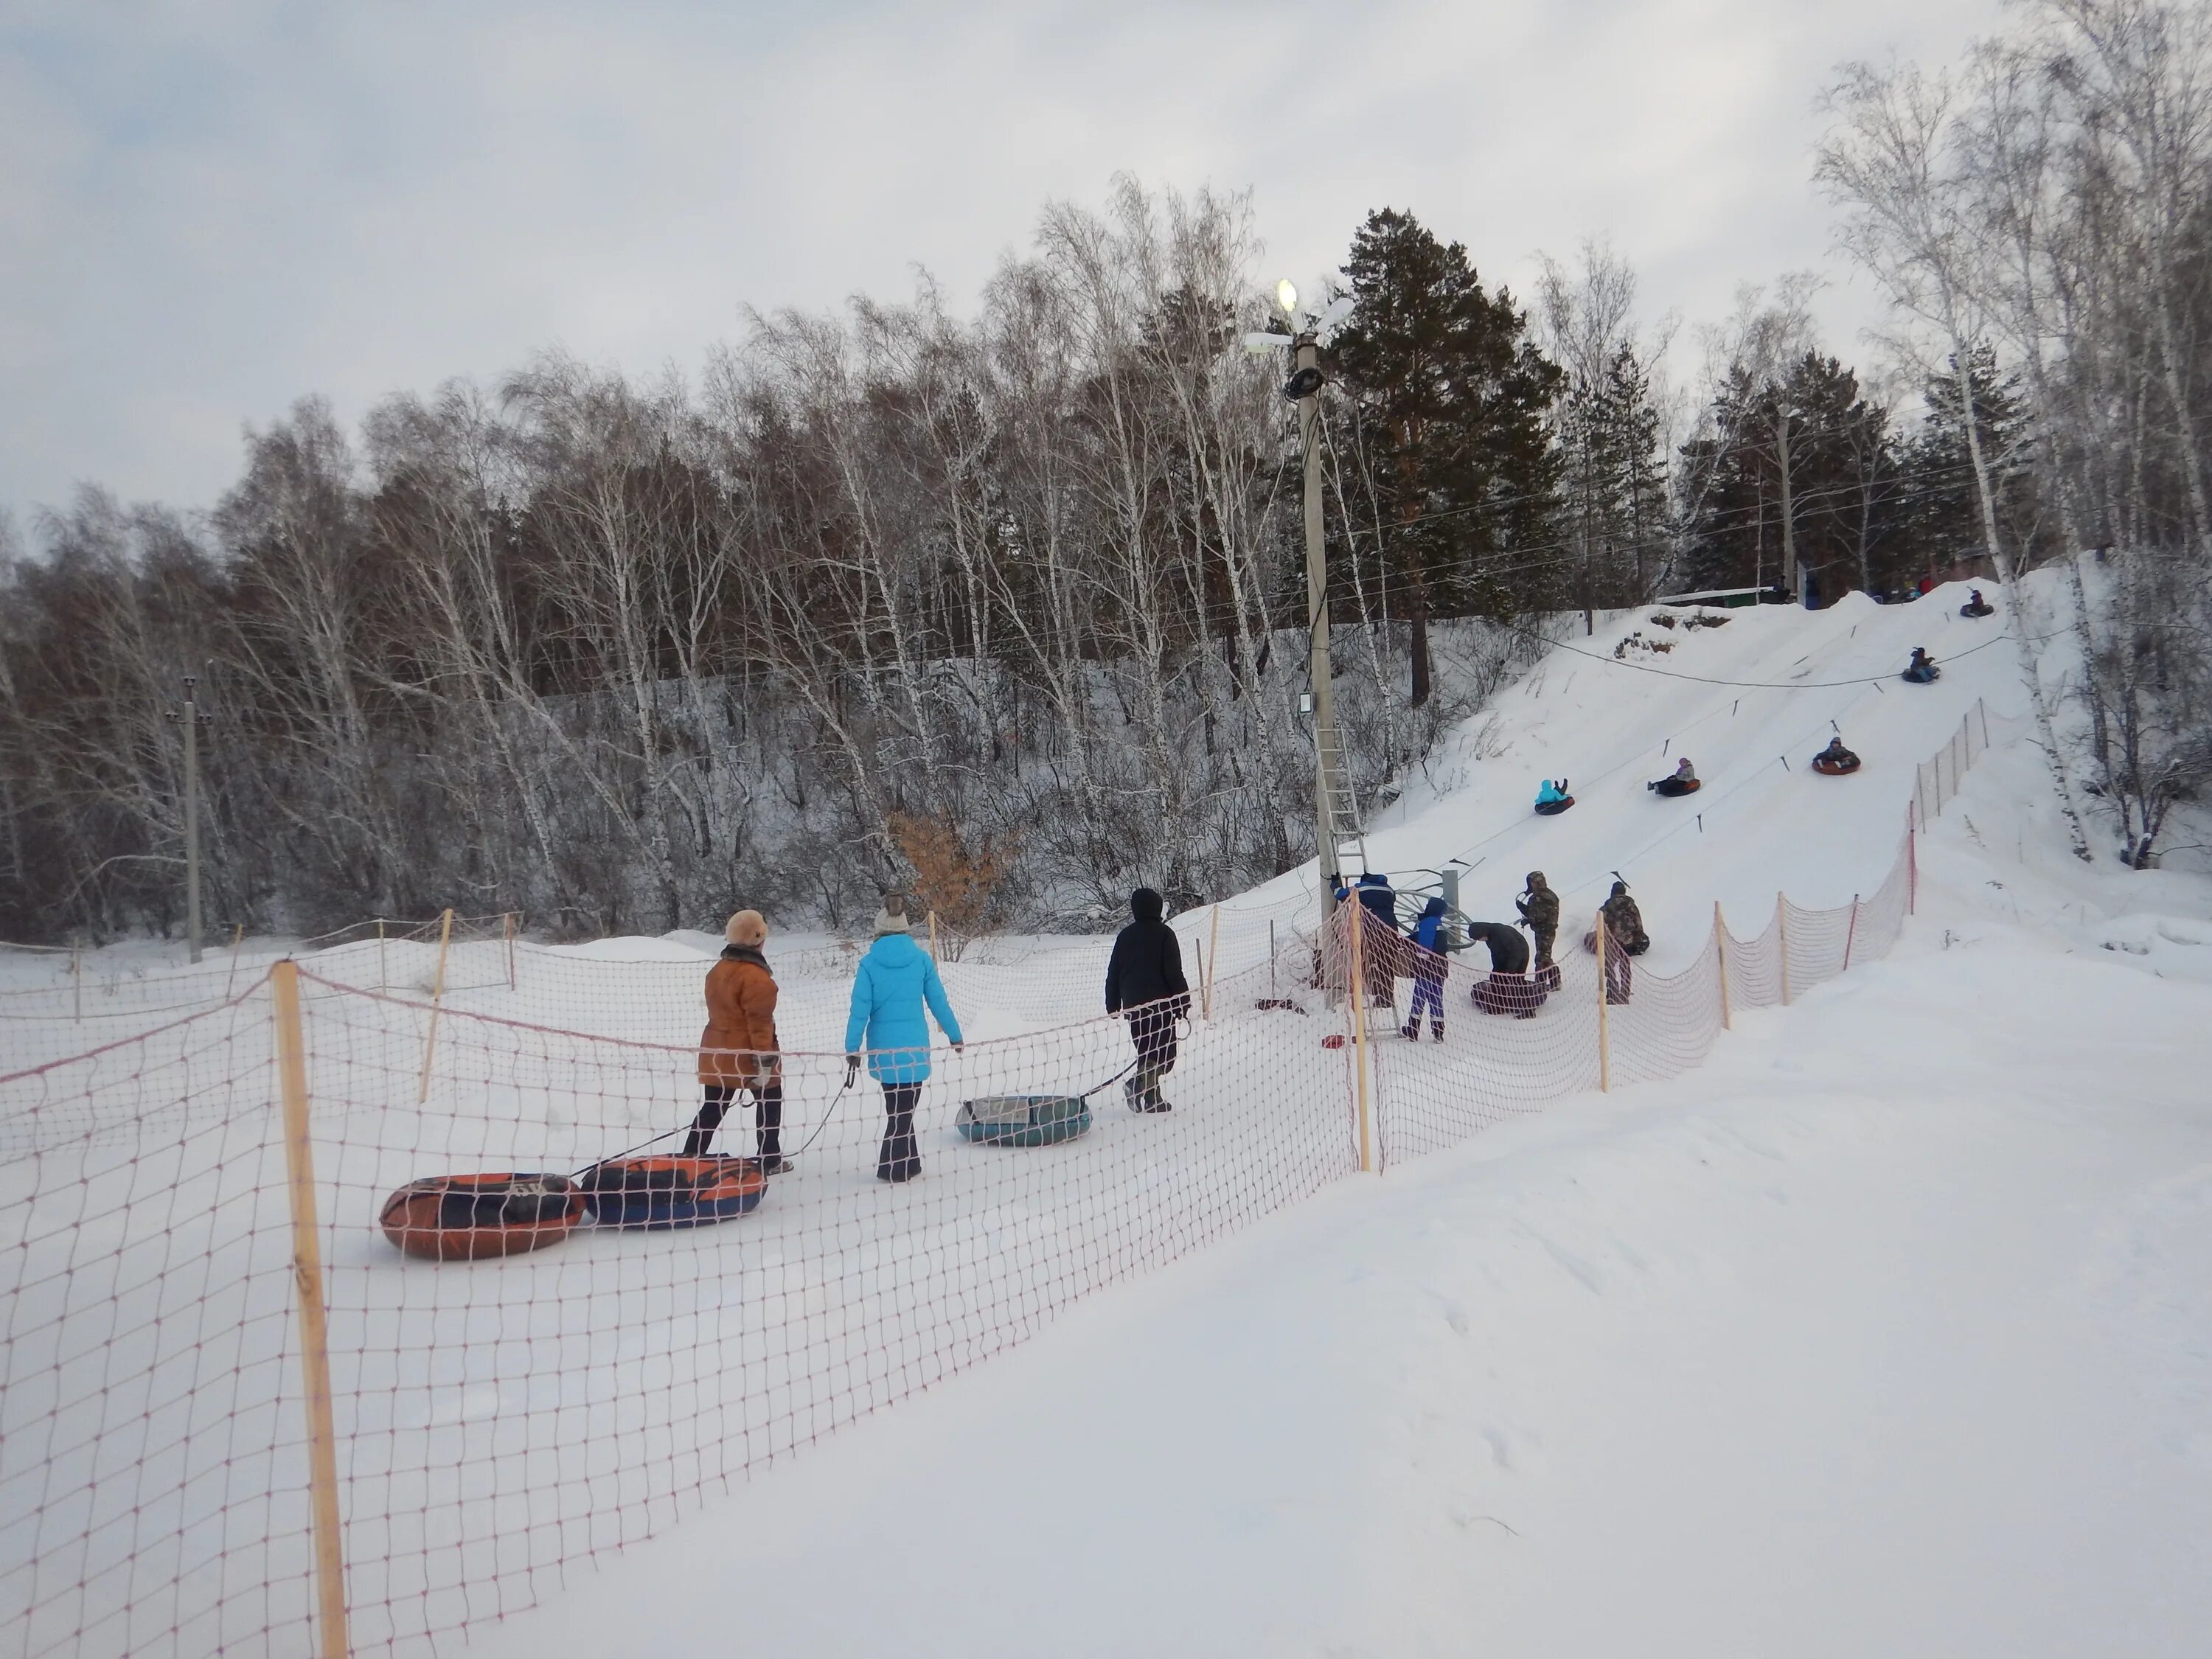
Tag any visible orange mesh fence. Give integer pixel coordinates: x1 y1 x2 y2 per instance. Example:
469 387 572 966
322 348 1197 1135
0 703 2010 1657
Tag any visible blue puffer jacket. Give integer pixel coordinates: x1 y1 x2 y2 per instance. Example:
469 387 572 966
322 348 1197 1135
844 933 964 1085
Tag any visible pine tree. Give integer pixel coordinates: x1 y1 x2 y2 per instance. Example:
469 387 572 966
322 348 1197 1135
1328 209 1562 704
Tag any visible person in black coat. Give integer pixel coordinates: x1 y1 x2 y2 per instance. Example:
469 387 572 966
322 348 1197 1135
1465 920 1543 1016
1105 887 1190 1113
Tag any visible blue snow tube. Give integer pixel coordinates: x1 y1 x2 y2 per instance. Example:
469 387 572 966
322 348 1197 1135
578 1155 767 1229
956 1095 1093 1147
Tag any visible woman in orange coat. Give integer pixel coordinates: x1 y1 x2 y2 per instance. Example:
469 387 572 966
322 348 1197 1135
686 909 790 1171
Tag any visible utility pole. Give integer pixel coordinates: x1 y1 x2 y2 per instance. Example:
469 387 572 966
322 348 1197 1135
167 677 213 964
1775 406 1799 605
1296 331 1340 925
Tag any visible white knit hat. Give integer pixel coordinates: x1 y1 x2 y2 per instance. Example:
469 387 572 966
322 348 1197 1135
873 895 911 936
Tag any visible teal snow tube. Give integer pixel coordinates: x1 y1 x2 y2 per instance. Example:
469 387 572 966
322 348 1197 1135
956 1094 1093 1148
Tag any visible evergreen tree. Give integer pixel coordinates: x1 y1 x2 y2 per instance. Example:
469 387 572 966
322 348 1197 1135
1327 209 1562 703
1894 344 2039 582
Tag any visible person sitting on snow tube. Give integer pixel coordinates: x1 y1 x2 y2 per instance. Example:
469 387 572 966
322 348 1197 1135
1464 920 1543 1018
1812 736 1861 775
1648 757 1700 797
1960 588 1994 619
1902 647 1941 684
1533 777 1574 815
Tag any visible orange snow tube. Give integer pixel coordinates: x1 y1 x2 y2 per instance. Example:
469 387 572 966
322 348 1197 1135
379 1173 586 1261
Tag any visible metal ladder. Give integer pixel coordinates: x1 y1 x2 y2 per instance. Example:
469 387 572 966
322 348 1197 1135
1317 721 1368 880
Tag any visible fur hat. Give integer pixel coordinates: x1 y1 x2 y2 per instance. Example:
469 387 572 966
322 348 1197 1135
725 909 768 948
872 894 911 936
1526 870 1546 889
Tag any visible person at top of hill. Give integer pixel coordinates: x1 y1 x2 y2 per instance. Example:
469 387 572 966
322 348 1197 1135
1105 887 1189 1113
1961 588 1994 619
1815 735 1861 772
844 895 964 1183
688 908 788 1171
1903 647 1941 684
1465 919 1542 1018
1517 870 1561 987
1649 757 1700 796
1534 777 1573 815
1401 895 1450 1041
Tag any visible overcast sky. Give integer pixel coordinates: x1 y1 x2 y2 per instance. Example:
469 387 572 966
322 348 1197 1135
1 0 2011 527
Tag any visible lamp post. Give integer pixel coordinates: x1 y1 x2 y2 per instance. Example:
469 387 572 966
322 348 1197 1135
166 677 213 964
1293 325 1338 925
1254 280 1354 943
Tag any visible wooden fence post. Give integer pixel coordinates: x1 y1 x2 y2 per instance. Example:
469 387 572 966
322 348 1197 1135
1842 895 1860 973
1596 908 1611 1092
70 936 83 1021
926 909 940 964
271 961 353 1659
1777 894 1791 1006
224 922 246 998
376 919 386 994
1346 908 1374 1172
503 911 518 992
416 907 454 1105
1203 904 1221 1019
1714 900 1731 1032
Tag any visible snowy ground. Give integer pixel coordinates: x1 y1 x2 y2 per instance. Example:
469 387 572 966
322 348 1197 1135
7 574 2212 1656
457 749 2212 1659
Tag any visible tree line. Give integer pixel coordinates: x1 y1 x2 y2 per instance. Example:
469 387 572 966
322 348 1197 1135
4 0 2210 943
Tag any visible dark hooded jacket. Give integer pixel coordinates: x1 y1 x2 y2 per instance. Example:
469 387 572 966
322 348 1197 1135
1464 921 1531 975
1105 888 1191 1016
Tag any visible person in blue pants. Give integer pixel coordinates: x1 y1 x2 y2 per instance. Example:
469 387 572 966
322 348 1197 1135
1401 896 1450 1041
844 895 964 1182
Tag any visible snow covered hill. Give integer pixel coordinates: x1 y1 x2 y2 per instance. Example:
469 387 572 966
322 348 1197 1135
445 577 2212 1659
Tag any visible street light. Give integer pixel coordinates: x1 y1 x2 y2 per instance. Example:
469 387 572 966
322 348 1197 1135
1249 283 1357 931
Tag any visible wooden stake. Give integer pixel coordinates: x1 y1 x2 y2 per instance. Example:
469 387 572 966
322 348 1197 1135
376 919 386 994
271 961 353 1659
224 922 246 998
1842 895 1860 973
926 908 940 964
1595 907 1611 1092
503 911 517 991
1776 894 1791 1006
1203 903 1220 1020
71 936 82 1022
417 907 453 1105
1346 908 1374 1172
1714 900 1731 1031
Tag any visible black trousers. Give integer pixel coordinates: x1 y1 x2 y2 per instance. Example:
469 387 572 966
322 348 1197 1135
878 1082 923 1180
685 1079 783 1158
1127 1006 1180 1107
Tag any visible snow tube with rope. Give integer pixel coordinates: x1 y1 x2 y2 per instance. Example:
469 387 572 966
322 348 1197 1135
1811 754 1862 776
956 1094 1093 1147
378 1173 585 1261
578 1154 768 1229
1649 776 1702 797
1533 796 1575 815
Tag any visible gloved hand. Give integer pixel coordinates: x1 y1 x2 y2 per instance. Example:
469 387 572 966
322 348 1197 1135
843 1054 860 1087
951 1042 965 1055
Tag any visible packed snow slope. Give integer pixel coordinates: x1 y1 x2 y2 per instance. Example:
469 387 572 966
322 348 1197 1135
1233 579 2034 954
459 611 2212 1659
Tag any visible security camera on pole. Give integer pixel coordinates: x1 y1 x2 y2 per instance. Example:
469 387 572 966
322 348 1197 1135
1248 282 1360 970
165 676 215 964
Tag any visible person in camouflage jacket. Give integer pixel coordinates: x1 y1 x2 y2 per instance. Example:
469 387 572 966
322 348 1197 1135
1516 871 1560 969
1599 880 1647 1005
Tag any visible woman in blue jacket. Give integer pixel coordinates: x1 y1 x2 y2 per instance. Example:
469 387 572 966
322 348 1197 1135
844 895 964 1182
